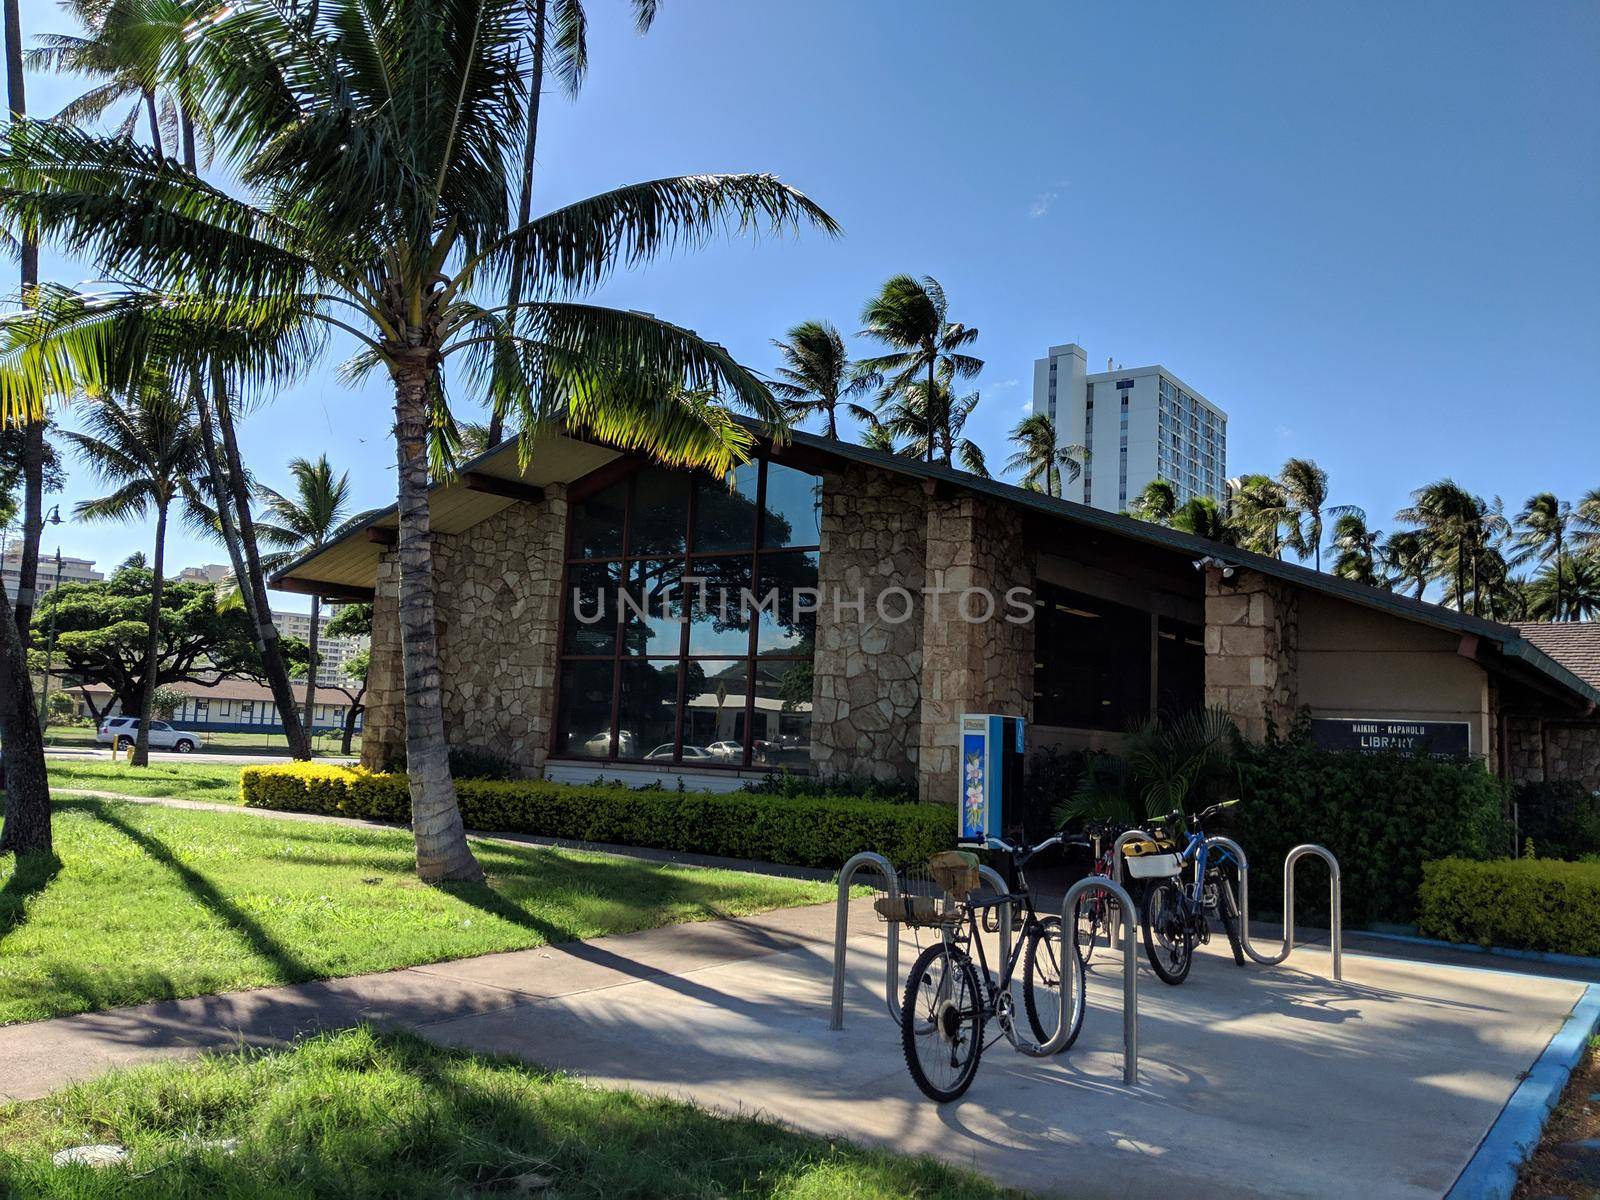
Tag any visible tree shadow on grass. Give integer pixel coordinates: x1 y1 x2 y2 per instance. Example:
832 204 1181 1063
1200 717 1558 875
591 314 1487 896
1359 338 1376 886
0 851 61 947
90 806 315 984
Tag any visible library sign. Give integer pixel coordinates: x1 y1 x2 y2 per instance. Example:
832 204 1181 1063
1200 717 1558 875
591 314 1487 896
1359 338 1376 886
1310 718 1470 758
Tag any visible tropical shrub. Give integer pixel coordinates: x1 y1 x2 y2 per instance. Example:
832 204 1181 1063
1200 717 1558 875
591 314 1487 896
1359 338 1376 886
1417 858 1600 956
1514 781 1600 861
241 764 949 869
742 771 916 804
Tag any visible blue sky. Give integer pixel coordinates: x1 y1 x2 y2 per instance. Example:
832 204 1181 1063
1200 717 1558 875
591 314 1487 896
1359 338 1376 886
15 0 1600 612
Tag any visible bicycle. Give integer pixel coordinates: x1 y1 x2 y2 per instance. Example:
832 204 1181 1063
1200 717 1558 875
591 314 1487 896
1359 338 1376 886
1069 818 1127 970
1137 800 1247 985
899 833 1088 1103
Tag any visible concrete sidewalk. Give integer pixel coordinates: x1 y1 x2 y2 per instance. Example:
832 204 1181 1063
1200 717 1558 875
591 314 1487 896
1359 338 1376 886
0 899 1590 1199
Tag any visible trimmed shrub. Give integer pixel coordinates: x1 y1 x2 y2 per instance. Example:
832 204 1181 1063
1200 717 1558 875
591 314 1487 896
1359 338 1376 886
1229 725 1512 927
742 771 916 805
1514 781 1600 862
1417 858 1600 956
241 764 950 869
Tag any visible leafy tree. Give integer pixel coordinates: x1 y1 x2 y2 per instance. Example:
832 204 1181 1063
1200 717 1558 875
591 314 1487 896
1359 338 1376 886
1278 457 1356 572
1382 530 1431 599
1228 473 1291 558
878 368 987 475
1172 495 1234 543
256 455 356 736
323 602 372 755
1527 554 1600 622
1328 510 1382 586
1006 412 1085 498
857 420 900 455
859 275 981 465
768 320 872 440
1574 488 1600 554
45 689 74 723
0 0 834 880
149 683 184 719
1395 480 1508 616
1510 492 1573 620
29 559 306 723
1129 478 1178 525
62 388 205 765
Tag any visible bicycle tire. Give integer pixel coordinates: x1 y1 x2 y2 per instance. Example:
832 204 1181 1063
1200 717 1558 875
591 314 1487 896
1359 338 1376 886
1141 880 1194 985
900 940 986 1103
1215 876 1246 966
1022 915 1086 1053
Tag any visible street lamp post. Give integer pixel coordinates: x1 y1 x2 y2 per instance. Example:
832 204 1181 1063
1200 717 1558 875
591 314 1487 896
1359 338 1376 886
35 506 64 731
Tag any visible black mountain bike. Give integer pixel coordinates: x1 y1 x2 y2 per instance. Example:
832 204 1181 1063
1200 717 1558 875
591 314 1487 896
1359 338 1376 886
899 833 1088 1103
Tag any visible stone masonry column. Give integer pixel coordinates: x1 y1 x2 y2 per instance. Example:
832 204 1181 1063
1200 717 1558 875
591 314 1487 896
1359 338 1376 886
1203 566 1299 742
359 551 405 770
917 490 1035 806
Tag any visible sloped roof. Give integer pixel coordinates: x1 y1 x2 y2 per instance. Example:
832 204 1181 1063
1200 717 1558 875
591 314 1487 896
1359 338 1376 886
1512 623 1600 691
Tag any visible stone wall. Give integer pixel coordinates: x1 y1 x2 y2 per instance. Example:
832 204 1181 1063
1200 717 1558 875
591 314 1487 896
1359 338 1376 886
1204 567 1299 743
810 465 926 784
359 552 405 771
1506 714 1600 791
917 492 1036 805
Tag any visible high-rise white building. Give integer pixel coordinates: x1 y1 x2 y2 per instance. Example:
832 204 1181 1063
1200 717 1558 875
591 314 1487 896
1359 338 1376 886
273 607 368 687
1033 343 1227 513
0 550 103 601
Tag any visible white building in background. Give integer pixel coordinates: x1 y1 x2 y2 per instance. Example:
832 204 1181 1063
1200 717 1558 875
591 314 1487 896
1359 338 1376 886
1033 343 1228 513
0 550 103 600
174 563 234 585
273 607 368 687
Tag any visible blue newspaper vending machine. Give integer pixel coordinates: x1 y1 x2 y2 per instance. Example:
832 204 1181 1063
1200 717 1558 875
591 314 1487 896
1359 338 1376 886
957 713 1026 845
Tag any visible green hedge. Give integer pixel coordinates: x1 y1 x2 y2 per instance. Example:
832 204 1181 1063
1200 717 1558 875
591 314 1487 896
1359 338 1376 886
1515 780 1600 861
240 763 949 870
1228 728 1512 927
1417 858 1600 956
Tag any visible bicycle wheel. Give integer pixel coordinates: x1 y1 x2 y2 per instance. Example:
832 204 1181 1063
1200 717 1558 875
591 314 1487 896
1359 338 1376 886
1071 889 1112 969
1214 874 1246 966
1141 879 1194 985
1022 915 1086 1053
900 940 986 1103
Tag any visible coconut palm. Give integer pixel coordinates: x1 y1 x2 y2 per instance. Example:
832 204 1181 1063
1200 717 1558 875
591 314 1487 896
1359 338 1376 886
256 456 354 743
1328 510 1381 586
1574 488 1600 553
1228 474 1291 558
1510 493 1573 620
768 319 873 440
62 387 206 766
1527 554 1600 622
857 421 900 455
1172 495 1234 543
1006 412 1086 497
1396 480 1508 616
1130 479 1178 525
880 369 987 475
1382 531 1432 599
859 275 982 465
0 0 834 881
1278 457 1355 572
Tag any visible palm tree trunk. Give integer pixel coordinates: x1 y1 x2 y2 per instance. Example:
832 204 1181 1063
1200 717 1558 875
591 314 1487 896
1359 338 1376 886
131 501 169 768
1554 531 1564 621
143 89 161 157
487 0 548 447
393 353 482 883
925 358 935 464
826 404 837 441
303 594 320 750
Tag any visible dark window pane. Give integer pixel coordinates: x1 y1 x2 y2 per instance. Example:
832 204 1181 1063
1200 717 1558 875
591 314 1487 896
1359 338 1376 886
1032 583 1151 731
628 468 689 556
687 554 752 656
1157 617 1206 720
563 561 620 655
755 550 819 655
692 463 759 553
753 658 812 773
681 660 749 764
569 480 626 559
617 659 681 761
620 558 684 656
556 661 615 758
761 462 822 548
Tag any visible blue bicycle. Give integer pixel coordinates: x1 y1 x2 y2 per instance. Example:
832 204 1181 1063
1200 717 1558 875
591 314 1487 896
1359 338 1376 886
1138 800 1246 985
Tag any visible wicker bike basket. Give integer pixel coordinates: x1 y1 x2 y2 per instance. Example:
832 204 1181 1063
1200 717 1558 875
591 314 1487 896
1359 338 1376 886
871 850 983 927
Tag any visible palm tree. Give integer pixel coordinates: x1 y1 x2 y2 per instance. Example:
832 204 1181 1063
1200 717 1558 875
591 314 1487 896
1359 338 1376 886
859 275 982 464
1278 457 1355 572
1006 412 1086 497
1380 531 1430 598
1328 510 1381 586
1574 488 1600 553
1510 493 1573 620
1172 496 1234 543
857 421 900 455
1129 479 1178 525
1527 555 1600 622
62 387 205 766
768 320 872 440
0 0 834 881
257 456 354 745
1228 474 1291 558
1396 480 1508 616
880 369 987 475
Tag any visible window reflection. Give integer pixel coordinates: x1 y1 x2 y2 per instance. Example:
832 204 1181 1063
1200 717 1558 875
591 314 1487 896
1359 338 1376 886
629 469 689 556
692 463 759 553
563 561 619 655
620 558 684 656
681 660 749 764
568 480 626 559
753 659 812 769
756 550 819 654
686 555 752 656
618 659 680 761
556 661 615 758
762 462 822 548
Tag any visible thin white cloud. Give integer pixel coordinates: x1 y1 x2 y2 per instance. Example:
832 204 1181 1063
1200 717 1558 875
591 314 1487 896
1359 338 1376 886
1028 191 1058 219
1274 424 1295 440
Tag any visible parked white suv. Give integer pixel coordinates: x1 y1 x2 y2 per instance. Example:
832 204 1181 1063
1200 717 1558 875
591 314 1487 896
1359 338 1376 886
96 717 204 753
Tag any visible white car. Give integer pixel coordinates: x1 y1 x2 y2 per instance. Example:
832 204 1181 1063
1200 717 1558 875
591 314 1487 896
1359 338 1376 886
645 744 714 761
705 741 743 761
96 717 205 753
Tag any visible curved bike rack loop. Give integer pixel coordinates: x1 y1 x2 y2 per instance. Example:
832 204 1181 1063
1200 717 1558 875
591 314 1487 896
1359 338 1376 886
829 852 900 1029
1204 837 1342 981
976 864 1013 970
1106 828 1156 941
1059 875 1140 1084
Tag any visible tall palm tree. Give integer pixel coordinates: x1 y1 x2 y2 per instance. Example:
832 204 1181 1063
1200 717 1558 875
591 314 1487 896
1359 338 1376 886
880 369 987 475
1527 554 1600 622
0 0 835 882
488 0 661 445
1229 473 1291 558
768 319 872 440
857 420 900 455
1382 530 1432 599
1328 510 1381 586
1129 478 1178 525
1396 480 1508 616
1006 412 1086 497
62 387 205 766
859 275 982 464
257 456 354 744
1510 492 1573 620
1278 457 1355 572
1574 487 1600 554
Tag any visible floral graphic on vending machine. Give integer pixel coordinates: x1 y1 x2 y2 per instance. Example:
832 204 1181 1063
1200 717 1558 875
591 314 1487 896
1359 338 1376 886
964 749 985 837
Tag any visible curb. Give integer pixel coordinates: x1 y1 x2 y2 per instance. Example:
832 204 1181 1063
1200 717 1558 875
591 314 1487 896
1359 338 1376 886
1357 929 1600 971
1446 982 1600 1199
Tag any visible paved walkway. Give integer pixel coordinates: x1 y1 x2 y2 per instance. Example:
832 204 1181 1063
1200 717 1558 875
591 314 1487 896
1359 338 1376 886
2 896 1591 1199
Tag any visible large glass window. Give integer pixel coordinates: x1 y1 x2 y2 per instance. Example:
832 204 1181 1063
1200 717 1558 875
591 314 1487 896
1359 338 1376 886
554 458 819 770
1032 583 1151 731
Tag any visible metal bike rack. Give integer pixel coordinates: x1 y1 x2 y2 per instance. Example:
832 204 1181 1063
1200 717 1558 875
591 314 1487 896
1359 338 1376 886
1059 875 1140 1084
1106 828 1156 941
1204 837 1343 982
828 857 1013 1032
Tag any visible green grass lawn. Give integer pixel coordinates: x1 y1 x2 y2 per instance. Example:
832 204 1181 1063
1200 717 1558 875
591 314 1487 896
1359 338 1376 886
0 798 835 1025
45 759 245 803
44 725 359 757
0 1028 1015 1199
